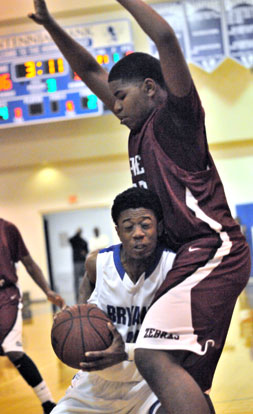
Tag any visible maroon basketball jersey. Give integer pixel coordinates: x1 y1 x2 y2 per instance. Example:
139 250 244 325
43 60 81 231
128 85 241 251
0 219 29 285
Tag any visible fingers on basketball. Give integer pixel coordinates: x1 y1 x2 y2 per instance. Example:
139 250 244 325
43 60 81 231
51 304 113 369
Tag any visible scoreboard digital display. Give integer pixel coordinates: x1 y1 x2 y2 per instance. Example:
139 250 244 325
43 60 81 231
15 58 65 79
0 19 134 128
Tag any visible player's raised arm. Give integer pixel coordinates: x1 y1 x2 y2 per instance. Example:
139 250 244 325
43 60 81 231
28 0 116 111
116 0 192 97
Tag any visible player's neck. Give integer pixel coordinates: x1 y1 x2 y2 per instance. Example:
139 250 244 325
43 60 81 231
120 250 154 283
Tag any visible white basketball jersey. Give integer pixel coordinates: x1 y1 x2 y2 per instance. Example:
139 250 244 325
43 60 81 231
87 243 175 382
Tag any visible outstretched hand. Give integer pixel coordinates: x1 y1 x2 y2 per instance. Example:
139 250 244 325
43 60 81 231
80 323 128 371
47 289 65 309
28 0 51 25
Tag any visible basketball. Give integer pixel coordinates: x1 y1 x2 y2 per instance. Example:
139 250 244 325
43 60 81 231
51 303 113 369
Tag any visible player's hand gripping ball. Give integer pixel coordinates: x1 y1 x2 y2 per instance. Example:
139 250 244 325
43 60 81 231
51 304 113 369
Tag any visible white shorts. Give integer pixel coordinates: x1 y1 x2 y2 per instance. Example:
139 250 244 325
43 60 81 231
1 305 23 353
51 370 159 414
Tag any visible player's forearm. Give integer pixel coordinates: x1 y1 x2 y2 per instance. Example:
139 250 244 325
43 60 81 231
43 18 115 109
21 255 50 295
116 0 175 45
43 17 105 85
29 1 113 106
28 266 51 294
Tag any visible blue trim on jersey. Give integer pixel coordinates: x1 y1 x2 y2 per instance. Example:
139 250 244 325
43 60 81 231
98 244 125 280
99 243 126 280
113 244 125 279
99 245 116 254
98 242 171 281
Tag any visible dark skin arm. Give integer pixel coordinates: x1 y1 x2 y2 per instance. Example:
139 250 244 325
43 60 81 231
21 254 65 308
78 250 98 304
78 250 127 370
80 322 128 371
116 0 192 97
28 0 116 111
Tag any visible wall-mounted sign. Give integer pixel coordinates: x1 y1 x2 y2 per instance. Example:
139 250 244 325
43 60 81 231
150 0 253 73
184 0 226 72
224 0 253 68
0 19 134 129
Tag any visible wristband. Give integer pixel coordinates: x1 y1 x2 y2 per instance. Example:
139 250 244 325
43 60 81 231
125 343 135 361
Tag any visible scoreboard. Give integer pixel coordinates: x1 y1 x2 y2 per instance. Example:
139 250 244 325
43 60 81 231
0 19 134 129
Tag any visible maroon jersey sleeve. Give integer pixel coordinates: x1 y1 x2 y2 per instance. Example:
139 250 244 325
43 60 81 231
153 82 208 172
6 222 29 263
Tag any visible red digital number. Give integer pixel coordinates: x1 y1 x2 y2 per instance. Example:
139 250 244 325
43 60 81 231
0 73 13 91
73 72 81 81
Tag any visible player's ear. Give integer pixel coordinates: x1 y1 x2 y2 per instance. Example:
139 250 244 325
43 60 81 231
143 78 156 97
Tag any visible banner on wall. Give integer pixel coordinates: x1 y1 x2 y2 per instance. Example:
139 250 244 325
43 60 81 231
224 0 253 68
150 0 253 71
184 0 226 72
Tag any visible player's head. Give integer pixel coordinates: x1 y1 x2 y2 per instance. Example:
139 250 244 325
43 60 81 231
111 187 163 225
108 52 166 89
108 53 167 132
111 187 163 260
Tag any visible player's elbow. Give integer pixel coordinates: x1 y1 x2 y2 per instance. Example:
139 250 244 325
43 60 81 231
155 28 178 49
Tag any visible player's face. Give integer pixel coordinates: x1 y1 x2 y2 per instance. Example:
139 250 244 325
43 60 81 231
109 79 155 132
116 208 160 261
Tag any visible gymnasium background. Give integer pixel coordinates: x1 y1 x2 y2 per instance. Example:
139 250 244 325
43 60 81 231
0 0 252 302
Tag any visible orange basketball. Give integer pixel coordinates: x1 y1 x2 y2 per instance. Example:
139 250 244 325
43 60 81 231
51 304 113 369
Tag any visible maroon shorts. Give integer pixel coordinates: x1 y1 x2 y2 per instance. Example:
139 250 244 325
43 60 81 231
136 234 251 392
0 285 20 345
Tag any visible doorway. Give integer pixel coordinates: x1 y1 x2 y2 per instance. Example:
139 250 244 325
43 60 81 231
43 206 115 306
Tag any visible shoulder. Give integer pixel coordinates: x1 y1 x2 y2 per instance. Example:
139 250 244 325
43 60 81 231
86 250 99 271
85 245 117 284
4 220 22 239
159 245 176 272
163 245 176 258
1 218 15 230
85 250 99 285
154 83 202 128
158 243 176 260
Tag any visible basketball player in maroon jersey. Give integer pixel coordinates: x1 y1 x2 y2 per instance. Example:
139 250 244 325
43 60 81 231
29 1 251 413
0 218 65 413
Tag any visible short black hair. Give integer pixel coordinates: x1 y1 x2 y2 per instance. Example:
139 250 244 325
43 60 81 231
108 52 166 90
111 187 163 225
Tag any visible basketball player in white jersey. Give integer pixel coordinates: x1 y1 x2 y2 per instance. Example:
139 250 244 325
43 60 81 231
51 187 175 414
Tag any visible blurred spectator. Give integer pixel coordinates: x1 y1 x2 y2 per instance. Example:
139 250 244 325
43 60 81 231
68 228 89 302
89 227 110 252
